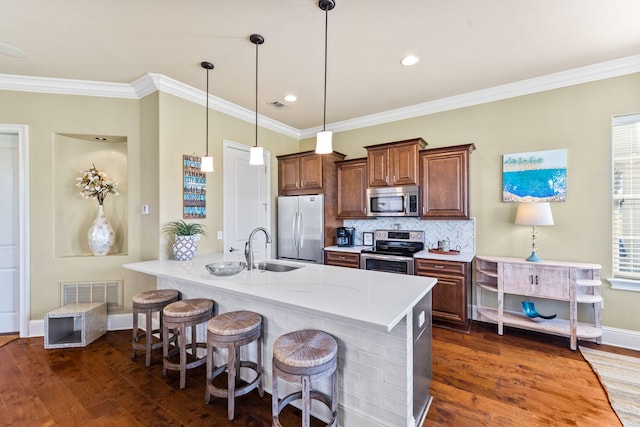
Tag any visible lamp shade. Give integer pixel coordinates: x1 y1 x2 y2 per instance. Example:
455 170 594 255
315 130 333 154
515 202 554 226
249 146 264 165
201 156 214 172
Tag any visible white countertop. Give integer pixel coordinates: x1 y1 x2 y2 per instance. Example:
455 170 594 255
414 249 475 263
325 246 475 262
324 245 372 253
124 253 437 332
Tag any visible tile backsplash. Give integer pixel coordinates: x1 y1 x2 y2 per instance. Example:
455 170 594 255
344 217 476 254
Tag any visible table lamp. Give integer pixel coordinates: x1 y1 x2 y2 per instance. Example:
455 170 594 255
515 202 554 262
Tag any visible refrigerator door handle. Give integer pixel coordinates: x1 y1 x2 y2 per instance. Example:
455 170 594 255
292 210 299 250
299 210 304 248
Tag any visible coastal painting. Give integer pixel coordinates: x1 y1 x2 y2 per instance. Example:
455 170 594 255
503 149 567 202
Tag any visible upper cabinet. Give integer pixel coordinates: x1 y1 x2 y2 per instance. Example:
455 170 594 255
336 157 368 218
419 143 475 219
277 150 345 196
365 138 426 187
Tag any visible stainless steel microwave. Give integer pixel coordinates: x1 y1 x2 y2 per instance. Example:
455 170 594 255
366 185 419 217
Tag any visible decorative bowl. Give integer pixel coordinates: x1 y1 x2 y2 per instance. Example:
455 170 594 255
206 261 247 276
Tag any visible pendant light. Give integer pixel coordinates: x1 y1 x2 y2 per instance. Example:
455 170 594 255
200 61 214 172
249 34 265 166
315 0 335 154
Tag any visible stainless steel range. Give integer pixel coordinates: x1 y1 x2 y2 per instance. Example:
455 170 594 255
360 230 424 275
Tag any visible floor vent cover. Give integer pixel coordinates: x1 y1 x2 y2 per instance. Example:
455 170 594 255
60 280 123 313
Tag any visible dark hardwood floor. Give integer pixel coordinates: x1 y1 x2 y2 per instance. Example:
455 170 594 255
0 322 632 426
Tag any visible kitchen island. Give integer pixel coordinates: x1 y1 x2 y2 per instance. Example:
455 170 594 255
124 253 437 427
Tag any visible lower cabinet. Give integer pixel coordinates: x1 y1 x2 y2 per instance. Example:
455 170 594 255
324 250 361 269
415 259 471 332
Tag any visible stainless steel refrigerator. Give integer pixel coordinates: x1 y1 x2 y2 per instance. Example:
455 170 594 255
277 194 324 263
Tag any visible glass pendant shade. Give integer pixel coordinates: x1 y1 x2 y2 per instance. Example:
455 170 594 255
201 156 214 172
316 130 333 154
249 146 264 165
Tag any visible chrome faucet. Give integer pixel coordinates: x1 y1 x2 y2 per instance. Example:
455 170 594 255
245 227 272 270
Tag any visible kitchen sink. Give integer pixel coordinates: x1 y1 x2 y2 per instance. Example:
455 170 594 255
255 262 302 272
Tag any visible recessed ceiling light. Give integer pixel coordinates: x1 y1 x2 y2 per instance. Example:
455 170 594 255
401 55 420 66
284 94 297 102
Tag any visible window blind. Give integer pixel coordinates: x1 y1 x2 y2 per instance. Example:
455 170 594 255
612 113 640 278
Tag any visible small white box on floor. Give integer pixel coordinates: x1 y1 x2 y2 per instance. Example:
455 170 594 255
44 302 107 349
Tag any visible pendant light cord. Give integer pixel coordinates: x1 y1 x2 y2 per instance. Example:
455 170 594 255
205 67 210 157
255 39 259 148
322 6 328 132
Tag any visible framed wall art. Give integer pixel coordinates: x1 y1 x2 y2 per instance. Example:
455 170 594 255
183 154 206 218
503 149 567 202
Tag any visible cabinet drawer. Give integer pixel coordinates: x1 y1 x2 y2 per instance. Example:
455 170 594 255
324 251 360 268
415 259 466 276
503 264 570 299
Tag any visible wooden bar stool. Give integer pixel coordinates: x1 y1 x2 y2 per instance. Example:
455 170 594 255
131 289 180 367
272 329 338 427
205 310 263 420
162 298 215 389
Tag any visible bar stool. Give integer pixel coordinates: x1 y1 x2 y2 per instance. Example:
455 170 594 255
205 310 263 420
272 329 338 427
162 298 215 389
131 289 180 367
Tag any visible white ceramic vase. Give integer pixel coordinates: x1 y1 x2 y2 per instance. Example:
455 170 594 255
172 235 198 261
87 204 115 256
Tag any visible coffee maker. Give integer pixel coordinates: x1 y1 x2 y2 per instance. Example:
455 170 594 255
336 227 355 247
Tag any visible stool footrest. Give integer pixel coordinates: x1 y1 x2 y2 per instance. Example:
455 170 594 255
275 390 337 427
206 361 262 400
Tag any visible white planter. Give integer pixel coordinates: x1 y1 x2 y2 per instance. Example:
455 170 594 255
172 235 198 261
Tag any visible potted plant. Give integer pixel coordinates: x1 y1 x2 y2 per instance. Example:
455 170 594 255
164 220 207 261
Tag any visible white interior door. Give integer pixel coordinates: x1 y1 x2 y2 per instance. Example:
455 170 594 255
0 132 20 333
223 140 271 261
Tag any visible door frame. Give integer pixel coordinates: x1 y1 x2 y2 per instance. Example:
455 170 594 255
0 124 30 337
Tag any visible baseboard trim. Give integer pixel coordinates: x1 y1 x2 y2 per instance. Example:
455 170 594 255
28 312 640 352
602 326 640 351
28 313 133 338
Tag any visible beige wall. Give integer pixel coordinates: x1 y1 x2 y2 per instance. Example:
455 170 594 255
0 88 299 320
0 90 142 319
302 72 640 331
3 72 640 332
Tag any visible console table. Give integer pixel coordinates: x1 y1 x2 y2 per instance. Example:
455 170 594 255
475 256 602 350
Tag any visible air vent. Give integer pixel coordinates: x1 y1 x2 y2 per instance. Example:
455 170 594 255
268 100 287 109
60 280 123 313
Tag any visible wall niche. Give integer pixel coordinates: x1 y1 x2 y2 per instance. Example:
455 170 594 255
54 133 128 257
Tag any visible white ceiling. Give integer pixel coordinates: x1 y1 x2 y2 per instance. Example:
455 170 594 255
1 0 640 133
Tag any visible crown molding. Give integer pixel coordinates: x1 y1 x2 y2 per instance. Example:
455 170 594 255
299 54 640 138
0 73 137 98
2 53 639 141
0 72 301 139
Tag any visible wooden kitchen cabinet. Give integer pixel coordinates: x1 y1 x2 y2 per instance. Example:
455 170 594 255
365 138 426 187
475 255 603 350
324 250 360 268
419 143 474 219
415 258 471 332
336 158 369 218
277 151 345 196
